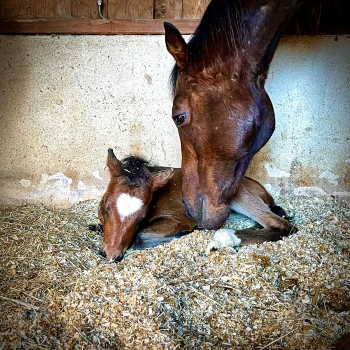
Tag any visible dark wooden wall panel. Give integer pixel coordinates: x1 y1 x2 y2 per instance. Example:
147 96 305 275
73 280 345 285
0 18 199 34
36 0 72 18
182 0 210 19
108 0 153 19
0 0 205 21
54 0 72 18
0 0 72 19
107 0 120 18
0 0 31 19
72 0 99 19
0 0 349 34
154 0 182 19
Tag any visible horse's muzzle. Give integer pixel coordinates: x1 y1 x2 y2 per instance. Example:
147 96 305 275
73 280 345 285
182 199 194 220
114 253 124 262
184 194 230 230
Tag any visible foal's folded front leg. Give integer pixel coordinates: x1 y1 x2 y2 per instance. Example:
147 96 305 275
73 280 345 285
132 214 196 250
228 179 297 245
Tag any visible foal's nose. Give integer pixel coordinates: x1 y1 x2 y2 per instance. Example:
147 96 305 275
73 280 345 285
98 250 107 258
99 249 124 263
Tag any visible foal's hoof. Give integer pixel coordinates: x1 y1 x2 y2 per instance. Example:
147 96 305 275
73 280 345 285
205 228 241 255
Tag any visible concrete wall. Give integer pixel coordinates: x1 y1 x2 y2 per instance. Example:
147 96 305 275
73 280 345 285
0 35 349 207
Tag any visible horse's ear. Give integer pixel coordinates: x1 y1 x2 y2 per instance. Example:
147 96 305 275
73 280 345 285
106 148 122 177
149 168 174 192
164 22 188 69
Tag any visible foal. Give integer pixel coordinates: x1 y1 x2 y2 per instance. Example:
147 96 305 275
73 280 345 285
98 149 295 261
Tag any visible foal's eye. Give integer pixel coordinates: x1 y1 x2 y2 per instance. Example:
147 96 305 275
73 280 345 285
172 113 187 127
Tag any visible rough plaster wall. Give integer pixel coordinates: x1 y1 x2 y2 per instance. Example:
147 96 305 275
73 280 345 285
247 35 350 200
0 35 179 206
0 35 349 207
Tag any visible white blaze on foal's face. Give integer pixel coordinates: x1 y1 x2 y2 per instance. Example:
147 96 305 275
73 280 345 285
116 193 144 222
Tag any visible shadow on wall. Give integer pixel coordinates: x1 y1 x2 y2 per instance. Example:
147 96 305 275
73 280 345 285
247 35 350 199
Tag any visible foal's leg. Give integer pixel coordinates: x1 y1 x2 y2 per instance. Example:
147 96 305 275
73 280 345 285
133 230 192 249
229 178 296 245
132 215 196 250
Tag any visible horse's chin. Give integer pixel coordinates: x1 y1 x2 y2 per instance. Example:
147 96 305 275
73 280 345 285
183 195 231 230
196 207 230 230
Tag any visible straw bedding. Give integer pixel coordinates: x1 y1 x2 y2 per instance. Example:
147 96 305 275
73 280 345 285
0 195 349 349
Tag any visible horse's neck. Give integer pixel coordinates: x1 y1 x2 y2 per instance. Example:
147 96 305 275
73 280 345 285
197 0 304 78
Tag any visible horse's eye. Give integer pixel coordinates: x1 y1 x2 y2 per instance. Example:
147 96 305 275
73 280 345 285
173 113 187 127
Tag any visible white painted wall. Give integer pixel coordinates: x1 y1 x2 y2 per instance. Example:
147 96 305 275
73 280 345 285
0 35 349 206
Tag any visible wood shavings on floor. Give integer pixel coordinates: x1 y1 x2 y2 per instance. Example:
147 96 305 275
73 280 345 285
0 196 349 349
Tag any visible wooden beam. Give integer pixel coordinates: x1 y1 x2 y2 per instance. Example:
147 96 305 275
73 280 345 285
0 18 199 34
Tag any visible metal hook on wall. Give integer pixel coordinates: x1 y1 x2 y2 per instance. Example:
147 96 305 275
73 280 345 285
97 0 107 19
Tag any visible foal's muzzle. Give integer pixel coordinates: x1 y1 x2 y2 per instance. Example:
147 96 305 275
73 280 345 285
98 250 107 258
99 249 124 263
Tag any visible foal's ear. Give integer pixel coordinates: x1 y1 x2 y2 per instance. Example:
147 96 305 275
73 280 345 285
106 148 122 177
164 22 188 69
149 168 174 192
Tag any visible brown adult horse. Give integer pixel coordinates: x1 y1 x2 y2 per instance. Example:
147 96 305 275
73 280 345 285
98 149 294 262
164 0 304 229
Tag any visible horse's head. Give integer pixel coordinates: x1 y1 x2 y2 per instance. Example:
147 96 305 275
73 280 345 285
164 1 303 229
99 149 173 261
164 23 275 229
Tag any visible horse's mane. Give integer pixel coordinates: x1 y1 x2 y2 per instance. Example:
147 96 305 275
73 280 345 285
170 0 245 94
188 0 244 61
121 156 150 186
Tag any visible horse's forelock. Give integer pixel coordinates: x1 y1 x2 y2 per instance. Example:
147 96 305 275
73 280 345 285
169 0 246 95
188 0 244 63
121 156 150 186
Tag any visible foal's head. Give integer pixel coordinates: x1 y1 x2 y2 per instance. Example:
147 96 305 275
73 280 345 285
164 0 302 229
99 149 173 261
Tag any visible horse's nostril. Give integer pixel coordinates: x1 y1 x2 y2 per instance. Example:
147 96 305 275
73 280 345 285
114 253 124 263
195 193 206 221
182 199 194 219
99 250 107 258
